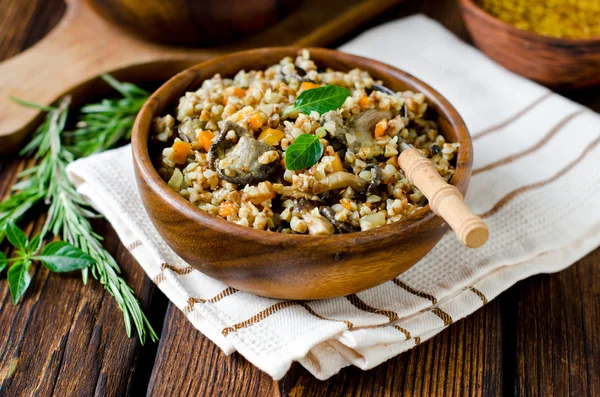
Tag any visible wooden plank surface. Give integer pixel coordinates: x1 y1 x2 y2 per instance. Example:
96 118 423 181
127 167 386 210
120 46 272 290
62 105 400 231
0 2 167 396
0 161 166 396
0 0 599 396
508 251 600 397
148 299 502 396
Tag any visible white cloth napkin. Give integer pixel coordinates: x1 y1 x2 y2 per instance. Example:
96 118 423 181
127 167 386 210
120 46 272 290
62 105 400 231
66 15 600 380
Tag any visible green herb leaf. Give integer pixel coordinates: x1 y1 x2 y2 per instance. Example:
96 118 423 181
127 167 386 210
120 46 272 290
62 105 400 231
10 96 55 112
8 261 31 304
28 234 42 254
64 74 149 158
0 252 7 273
101 74 150 99
6 222 28 251
34 241 95 272
285 129 325 171
5 89 158 343
288 85 350 115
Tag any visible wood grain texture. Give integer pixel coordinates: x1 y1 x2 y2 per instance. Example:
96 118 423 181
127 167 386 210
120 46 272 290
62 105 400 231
508 249 600 396
0 168 168 396
0 4 167 395
0 0 57 60
132 47 473 300
147 303 279 397
87 0 303 46
0 0 599 396
148 299 503 396
0 0 401 155
460 0 600 89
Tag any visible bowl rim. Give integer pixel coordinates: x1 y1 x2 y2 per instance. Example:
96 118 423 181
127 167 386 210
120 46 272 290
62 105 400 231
132 46 472 247
460 0 600 45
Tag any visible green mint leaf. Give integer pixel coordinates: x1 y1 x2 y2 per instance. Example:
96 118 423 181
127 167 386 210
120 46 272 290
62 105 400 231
285 130 325 171
290 85 350 115
27 234 42 254
6 222 28 251
34 241 95 272
8 261 31 304
0 252 7 273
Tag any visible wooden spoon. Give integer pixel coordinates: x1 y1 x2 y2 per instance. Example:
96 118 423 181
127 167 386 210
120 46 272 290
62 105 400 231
399 146 488 248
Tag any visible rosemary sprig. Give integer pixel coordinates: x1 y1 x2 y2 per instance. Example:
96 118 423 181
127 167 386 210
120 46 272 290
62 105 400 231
0 187 43 244
65 74 150 157
0 112 54 243
0 76 156 344
41 97 156 343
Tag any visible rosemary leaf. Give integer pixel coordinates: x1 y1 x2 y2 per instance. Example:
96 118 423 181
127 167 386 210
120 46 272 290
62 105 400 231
2 77 158 344
64 74 149 158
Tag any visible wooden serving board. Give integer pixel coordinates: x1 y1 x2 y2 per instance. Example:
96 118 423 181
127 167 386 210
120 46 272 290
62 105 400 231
0 0 401 155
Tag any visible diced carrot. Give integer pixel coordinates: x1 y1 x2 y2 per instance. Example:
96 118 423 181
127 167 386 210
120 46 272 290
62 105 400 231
192 130 215 152
358 96 370 108
171 141 191 164
223 86 246 105
258 128 285 146
374 119 388 138
219 202 237 218
280 158 286 169
331 153 344 172
340 198 353 211
249 112 264 129
387 155 399 169
231 87 245 97
300 82 320 91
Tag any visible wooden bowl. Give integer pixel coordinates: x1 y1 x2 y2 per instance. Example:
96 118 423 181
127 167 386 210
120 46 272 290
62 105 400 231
87 0 302 46
132 47 473 300
459 0 600 89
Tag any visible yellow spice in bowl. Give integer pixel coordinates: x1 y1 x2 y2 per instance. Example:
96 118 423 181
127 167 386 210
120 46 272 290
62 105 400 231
477 0 600 39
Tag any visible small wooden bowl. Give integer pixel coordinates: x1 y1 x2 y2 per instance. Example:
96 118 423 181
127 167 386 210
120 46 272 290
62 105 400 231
460 0 600 89
87 0 302 46
132 47 473 300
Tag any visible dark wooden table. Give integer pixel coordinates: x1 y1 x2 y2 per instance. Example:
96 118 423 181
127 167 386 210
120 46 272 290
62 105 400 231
1 1 599 396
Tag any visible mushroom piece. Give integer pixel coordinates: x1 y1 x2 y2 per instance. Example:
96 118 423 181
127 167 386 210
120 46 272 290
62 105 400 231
371 83 409 118
178 117 206 143
313 172 368 194
371 83 395 96
312 165 381 195
273 184 320 201
322 109 392 158
280 65 316 85
292 199 335 235
208 121 279 186
291 198 314 215
319 206 359 234
363 164 382 193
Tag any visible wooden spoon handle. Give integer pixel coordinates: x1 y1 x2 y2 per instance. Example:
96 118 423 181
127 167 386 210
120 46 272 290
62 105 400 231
399 147 488 248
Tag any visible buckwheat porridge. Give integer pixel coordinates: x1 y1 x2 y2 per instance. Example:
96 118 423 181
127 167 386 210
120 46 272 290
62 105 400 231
152 49 459 235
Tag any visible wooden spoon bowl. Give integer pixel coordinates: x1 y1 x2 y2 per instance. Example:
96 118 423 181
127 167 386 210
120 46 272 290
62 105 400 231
132 47 473 300
459 0 600 89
